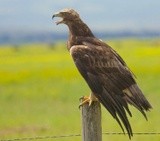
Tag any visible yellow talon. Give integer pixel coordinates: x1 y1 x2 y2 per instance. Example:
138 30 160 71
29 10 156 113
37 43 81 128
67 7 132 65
79 93 98 108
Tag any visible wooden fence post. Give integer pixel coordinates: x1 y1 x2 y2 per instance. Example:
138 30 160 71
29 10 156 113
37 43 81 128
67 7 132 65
81 101 102 141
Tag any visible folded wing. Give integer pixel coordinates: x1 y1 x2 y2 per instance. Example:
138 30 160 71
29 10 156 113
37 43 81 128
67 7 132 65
70 40 152 138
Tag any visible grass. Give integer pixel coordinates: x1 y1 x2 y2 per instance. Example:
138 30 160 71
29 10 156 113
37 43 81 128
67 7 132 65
0 38 160 141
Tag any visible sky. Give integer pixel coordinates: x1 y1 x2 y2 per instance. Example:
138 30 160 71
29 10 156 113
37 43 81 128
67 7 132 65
0 0 160 33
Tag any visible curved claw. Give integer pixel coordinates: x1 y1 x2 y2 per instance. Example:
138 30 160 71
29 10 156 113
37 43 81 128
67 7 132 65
79 93 98 109
79 96 91 109
79 96 85 101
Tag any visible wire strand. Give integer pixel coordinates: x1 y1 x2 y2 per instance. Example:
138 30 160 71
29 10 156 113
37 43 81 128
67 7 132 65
1 132 160 141
0 134 81 141
103 132 160 135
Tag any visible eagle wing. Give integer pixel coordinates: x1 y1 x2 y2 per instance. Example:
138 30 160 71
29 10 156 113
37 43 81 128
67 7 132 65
70 40 151 138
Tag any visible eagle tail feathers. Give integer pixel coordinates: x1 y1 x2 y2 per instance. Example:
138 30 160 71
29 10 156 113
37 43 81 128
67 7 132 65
124 84 152 120
97 88 133 139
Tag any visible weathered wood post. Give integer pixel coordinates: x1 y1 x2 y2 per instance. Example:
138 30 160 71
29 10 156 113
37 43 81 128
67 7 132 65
81 101 102 141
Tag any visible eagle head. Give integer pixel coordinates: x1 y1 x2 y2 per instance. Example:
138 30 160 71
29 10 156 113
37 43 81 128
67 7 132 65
52 8 80 25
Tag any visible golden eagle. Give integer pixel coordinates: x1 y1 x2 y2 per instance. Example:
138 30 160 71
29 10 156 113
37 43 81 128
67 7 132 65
52 8 152 138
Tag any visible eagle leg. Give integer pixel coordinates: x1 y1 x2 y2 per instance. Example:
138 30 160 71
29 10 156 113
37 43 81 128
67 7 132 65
79 92 98 108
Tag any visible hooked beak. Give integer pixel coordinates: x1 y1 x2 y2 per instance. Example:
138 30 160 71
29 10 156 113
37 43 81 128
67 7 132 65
52 12 63 25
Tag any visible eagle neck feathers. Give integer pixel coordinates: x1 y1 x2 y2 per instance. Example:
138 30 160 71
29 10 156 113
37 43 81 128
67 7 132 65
67 20 94 50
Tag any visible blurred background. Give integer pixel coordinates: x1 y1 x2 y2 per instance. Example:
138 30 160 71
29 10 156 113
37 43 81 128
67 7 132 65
0 0 160 141
0 0 160 44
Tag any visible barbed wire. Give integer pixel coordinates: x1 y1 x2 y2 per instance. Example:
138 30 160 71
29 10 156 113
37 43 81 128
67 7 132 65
1 132 160 141
103 132 160 135
0 134 81 141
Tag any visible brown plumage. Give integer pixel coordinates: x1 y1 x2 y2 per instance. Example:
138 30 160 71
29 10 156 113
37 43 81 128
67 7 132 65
52 8 152 139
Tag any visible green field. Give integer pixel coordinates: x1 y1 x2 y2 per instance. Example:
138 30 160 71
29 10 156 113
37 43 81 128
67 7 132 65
0 39 160 141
